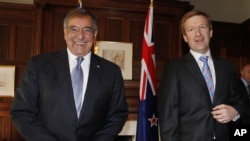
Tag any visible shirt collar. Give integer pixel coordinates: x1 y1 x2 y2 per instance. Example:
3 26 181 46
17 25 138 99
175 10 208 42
190 49 212 62
241 77 249 87
67 48 91 64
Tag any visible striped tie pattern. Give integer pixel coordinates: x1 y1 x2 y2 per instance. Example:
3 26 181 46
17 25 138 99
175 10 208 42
71 57 84 118
199 56 214 102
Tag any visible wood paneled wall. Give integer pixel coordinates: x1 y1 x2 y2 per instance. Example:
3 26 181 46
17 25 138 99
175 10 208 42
0 97 24 141
212 20 250 75
1 0 250 140
0 3 35 85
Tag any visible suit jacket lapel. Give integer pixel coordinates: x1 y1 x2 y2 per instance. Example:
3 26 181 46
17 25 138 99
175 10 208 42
184 53 209 92
239 80 249 97
54 49 77 115
212 56 223 103
184 53 212 103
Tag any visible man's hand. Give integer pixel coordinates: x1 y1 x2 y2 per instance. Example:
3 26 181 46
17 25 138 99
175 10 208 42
211 104 238 124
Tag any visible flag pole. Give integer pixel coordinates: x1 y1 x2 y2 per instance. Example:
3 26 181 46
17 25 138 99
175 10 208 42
78 0 82 8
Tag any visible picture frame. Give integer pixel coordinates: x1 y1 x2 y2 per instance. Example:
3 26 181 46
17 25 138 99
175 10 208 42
95 41 133 80
0 65 15 97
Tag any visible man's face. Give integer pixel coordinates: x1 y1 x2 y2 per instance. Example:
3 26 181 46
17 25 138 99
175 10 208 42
64 15 97 56
183 15 213 54
241 65 250 83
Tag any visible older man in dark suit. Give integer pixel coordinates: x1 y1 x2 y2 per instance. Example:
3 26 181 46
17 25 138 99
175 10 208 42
158 10 243 141
10 8 128 141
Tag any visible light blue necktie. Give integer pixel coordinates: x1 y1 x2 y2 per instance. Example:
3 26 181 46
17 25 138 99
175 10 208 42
71 57 84 118
199 56 215 102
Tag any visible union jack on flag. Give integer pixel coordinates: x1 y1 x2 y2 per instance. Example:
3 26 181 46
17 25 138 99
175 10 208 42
136 1 158 141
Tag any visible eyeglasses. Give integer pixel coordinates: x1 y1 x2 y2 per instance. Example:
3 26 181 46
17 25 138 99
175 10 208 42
66 26 94 35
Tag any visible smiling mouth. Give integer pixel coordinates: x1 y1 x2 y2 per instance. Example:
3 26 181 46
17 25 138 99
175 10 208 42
195 38 204 43
75 41 85 45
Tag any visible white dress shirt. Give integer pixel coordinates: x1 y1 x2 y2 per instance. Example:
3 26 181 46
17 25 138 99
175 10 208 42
190 49 216 88
67 48 91 108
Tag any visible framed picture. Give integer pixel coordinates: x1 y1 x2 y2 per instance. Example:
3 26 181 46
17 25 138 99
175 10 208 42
95 41 133 80
0 65 15 97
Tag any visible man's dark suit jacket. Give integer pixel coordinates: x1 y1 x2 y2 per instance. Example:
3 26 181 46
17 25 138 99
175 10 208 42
10 49 128 141
234 79 250 125
158 52 243 141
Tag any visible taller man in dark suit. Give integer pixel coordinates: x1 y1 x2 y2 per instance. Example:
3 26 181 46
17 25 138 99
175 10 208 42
10 8 128 141
158 10 243 141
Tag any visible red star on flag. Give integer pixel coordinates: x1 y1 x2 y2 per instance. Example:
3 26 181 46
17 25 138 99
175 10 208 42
148 114 158 127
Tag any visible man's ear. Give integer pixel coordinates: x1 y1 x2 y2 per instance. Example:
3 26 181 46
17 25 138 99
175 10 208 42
183 35 188 42
94 31 98 37
210 30 213 38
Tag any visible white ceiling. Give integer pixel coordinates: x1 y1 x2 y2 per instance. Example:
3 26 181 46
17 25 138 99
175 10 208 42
189 0 250 23
0 0 249 23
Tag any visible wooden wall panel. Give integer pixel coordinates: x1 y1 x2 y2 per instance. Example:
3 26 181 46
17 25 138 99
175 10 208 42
51 15 66 51
0 3 35 88
212 26 241 54
130 20 144 80
105 18 124 41
40 7 66 52
208 19 250 77
0 114 11 141
0 25 10 60
0 97 24 141
0 4 35 141
124 80 140 120
15 26 33 60
130 20 144 57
